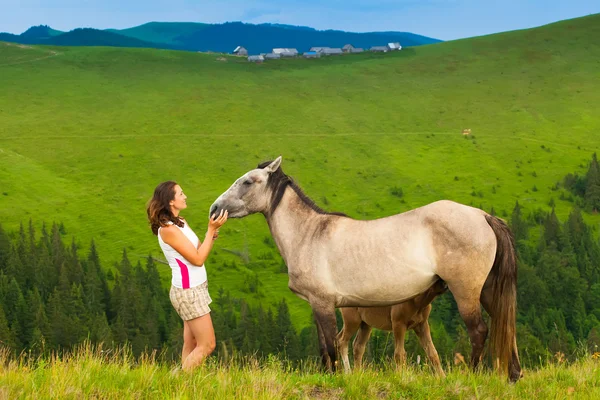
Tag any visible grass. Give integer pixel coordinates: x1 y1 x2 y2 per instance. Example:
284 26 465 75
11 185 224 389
1 14 600 329
1 344 599 399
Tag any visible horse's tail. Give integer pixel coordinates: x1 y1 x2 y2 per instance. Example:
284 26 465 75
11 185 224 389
484 214 519 378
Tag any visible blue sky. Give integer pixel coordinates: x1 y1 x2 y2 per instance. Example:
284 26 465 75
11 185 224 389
2 1 598 40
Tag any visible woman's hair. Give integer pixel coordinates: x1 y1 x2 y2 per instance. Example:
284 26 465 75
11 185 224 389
147 181 184 235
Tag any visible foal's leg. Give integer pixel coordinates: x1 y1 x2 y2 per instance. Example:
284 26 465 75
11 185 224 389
391 321 408 369
337 308 362 373
312 303 339 372
352 322 372 369
413 307 445 376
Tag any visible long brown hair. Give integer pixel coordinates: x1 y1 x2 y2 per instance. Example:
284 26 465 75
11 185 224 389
147 181 184 235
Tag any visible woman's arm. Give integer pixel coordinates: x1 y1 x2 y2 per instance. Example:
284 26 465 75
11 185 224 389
160 210 228 266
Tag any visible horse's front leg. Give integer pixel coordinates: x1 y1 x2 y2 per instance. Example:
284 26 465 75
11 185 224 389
312 301 339 372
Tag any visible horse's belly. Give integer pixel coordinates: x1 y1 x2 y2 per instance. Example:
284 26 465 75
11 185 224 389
334 264 437 307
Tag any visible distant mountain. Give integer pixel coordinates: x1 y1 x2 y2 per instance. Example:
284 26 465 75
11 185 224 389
20 25 63 39
0 26 171 49
0 32 20 42
257 23 318 31
107 22 209 46
0 25 63 43
0 22 441 53
43 28 163 48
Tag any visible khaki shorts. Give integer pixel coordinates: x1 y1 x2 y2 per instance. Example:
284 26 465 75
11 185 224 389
169 281 212 321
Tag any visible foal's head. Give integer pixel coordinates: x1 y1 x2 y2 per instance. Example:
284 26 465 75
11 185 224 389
210 156 284 218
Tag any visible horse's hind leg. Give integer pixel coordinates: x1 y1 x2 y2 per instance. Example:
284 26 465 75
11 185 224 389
455 296 488 370
352 322 372 369
315 317 329 369
480 285 522 380
312 303 339 372
337 308 362 373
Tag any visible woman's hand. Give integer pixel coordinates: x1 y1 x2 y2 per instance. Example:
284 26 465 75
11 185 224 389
209 209 228 231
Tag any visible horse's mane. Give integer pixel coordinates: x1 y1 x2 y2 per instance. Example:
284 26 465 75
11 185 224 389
257 160 347 217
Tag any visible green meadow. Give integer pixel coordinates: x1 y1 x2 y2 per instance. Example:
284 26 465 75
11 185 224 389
1 345 600 399
1 14 599 328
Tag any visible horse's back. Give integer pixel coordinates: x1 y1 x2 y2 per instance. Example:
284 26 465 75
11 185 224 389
310 199 495 307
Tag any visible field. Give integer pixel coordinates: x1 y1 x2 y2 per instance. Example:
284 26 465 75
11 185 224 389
1 14 599 328
1 345 600 399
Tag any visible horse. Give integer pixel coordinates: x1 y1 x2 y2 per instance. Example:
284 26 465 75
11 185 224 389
338 279 448 375
210 156 521 381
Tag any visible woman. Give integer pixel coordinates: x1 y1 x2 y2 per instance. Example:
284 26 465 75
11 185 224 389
147 181 228 372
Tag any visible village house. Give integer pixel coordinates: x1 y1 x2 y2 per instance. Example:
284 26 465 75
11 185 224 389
264 53 281 59
247 55 265 63
318 47 343 55
303 51 320 58
342 44 364 53
387 42 402 51
370 46 389 52
272 48 298 57
233 46 248 56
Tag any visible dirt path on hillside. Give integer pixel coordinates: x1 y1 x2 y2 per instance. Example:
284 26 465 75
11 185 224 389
0 42 61 67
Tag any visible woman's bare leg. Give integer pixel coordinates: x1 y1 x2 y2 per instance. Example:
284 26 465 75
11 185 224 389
182 313 216 372
182 320 197 363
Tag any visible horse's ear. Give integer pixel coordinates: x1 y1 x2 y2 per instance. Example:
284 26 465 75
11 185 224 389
265 156 282 173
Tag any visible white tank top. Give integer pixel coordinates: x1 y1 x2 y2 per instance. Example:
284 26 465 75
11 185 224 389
158 221 207 289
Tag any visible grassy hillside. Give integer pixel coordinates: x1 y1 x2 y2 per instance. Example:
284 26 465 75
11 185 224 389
1 13 599 328
1 346 599 399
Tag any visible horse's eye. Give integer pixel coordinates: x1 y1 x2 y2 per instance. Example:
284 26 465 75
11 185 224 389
243 180 253 185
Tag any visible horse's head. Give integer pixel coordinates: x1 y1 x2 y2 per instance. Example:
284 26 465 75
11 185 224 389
210 156 283 218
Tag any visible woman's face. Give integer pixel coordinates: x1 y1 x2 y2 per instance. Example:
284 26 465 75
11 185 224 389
170 185 188 212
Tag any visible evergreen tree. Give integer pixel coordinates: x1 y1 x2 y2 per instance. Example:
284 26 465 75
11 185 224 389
275 299 300 361
87 240 110 315
27 288 49 352
256 305 274 355
0 223 11 272
89 313 113 345
585 153 600 211
234 300 256 354
0 304 15 351
66 239 84 287
510 201 529 242
543 207 561 250
3 277 25 350
50 223 66 289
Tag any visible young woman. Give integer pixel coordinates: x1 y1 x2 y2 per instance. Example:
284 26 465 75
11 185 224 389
147 181 228 372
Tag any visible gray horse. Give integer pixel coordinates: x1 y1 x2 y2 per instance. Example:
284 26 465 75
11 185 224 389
210 157 521 381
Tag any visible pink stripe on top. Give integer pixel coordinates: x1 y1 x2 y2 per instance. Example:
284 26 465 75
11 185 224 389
176 258 190 289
